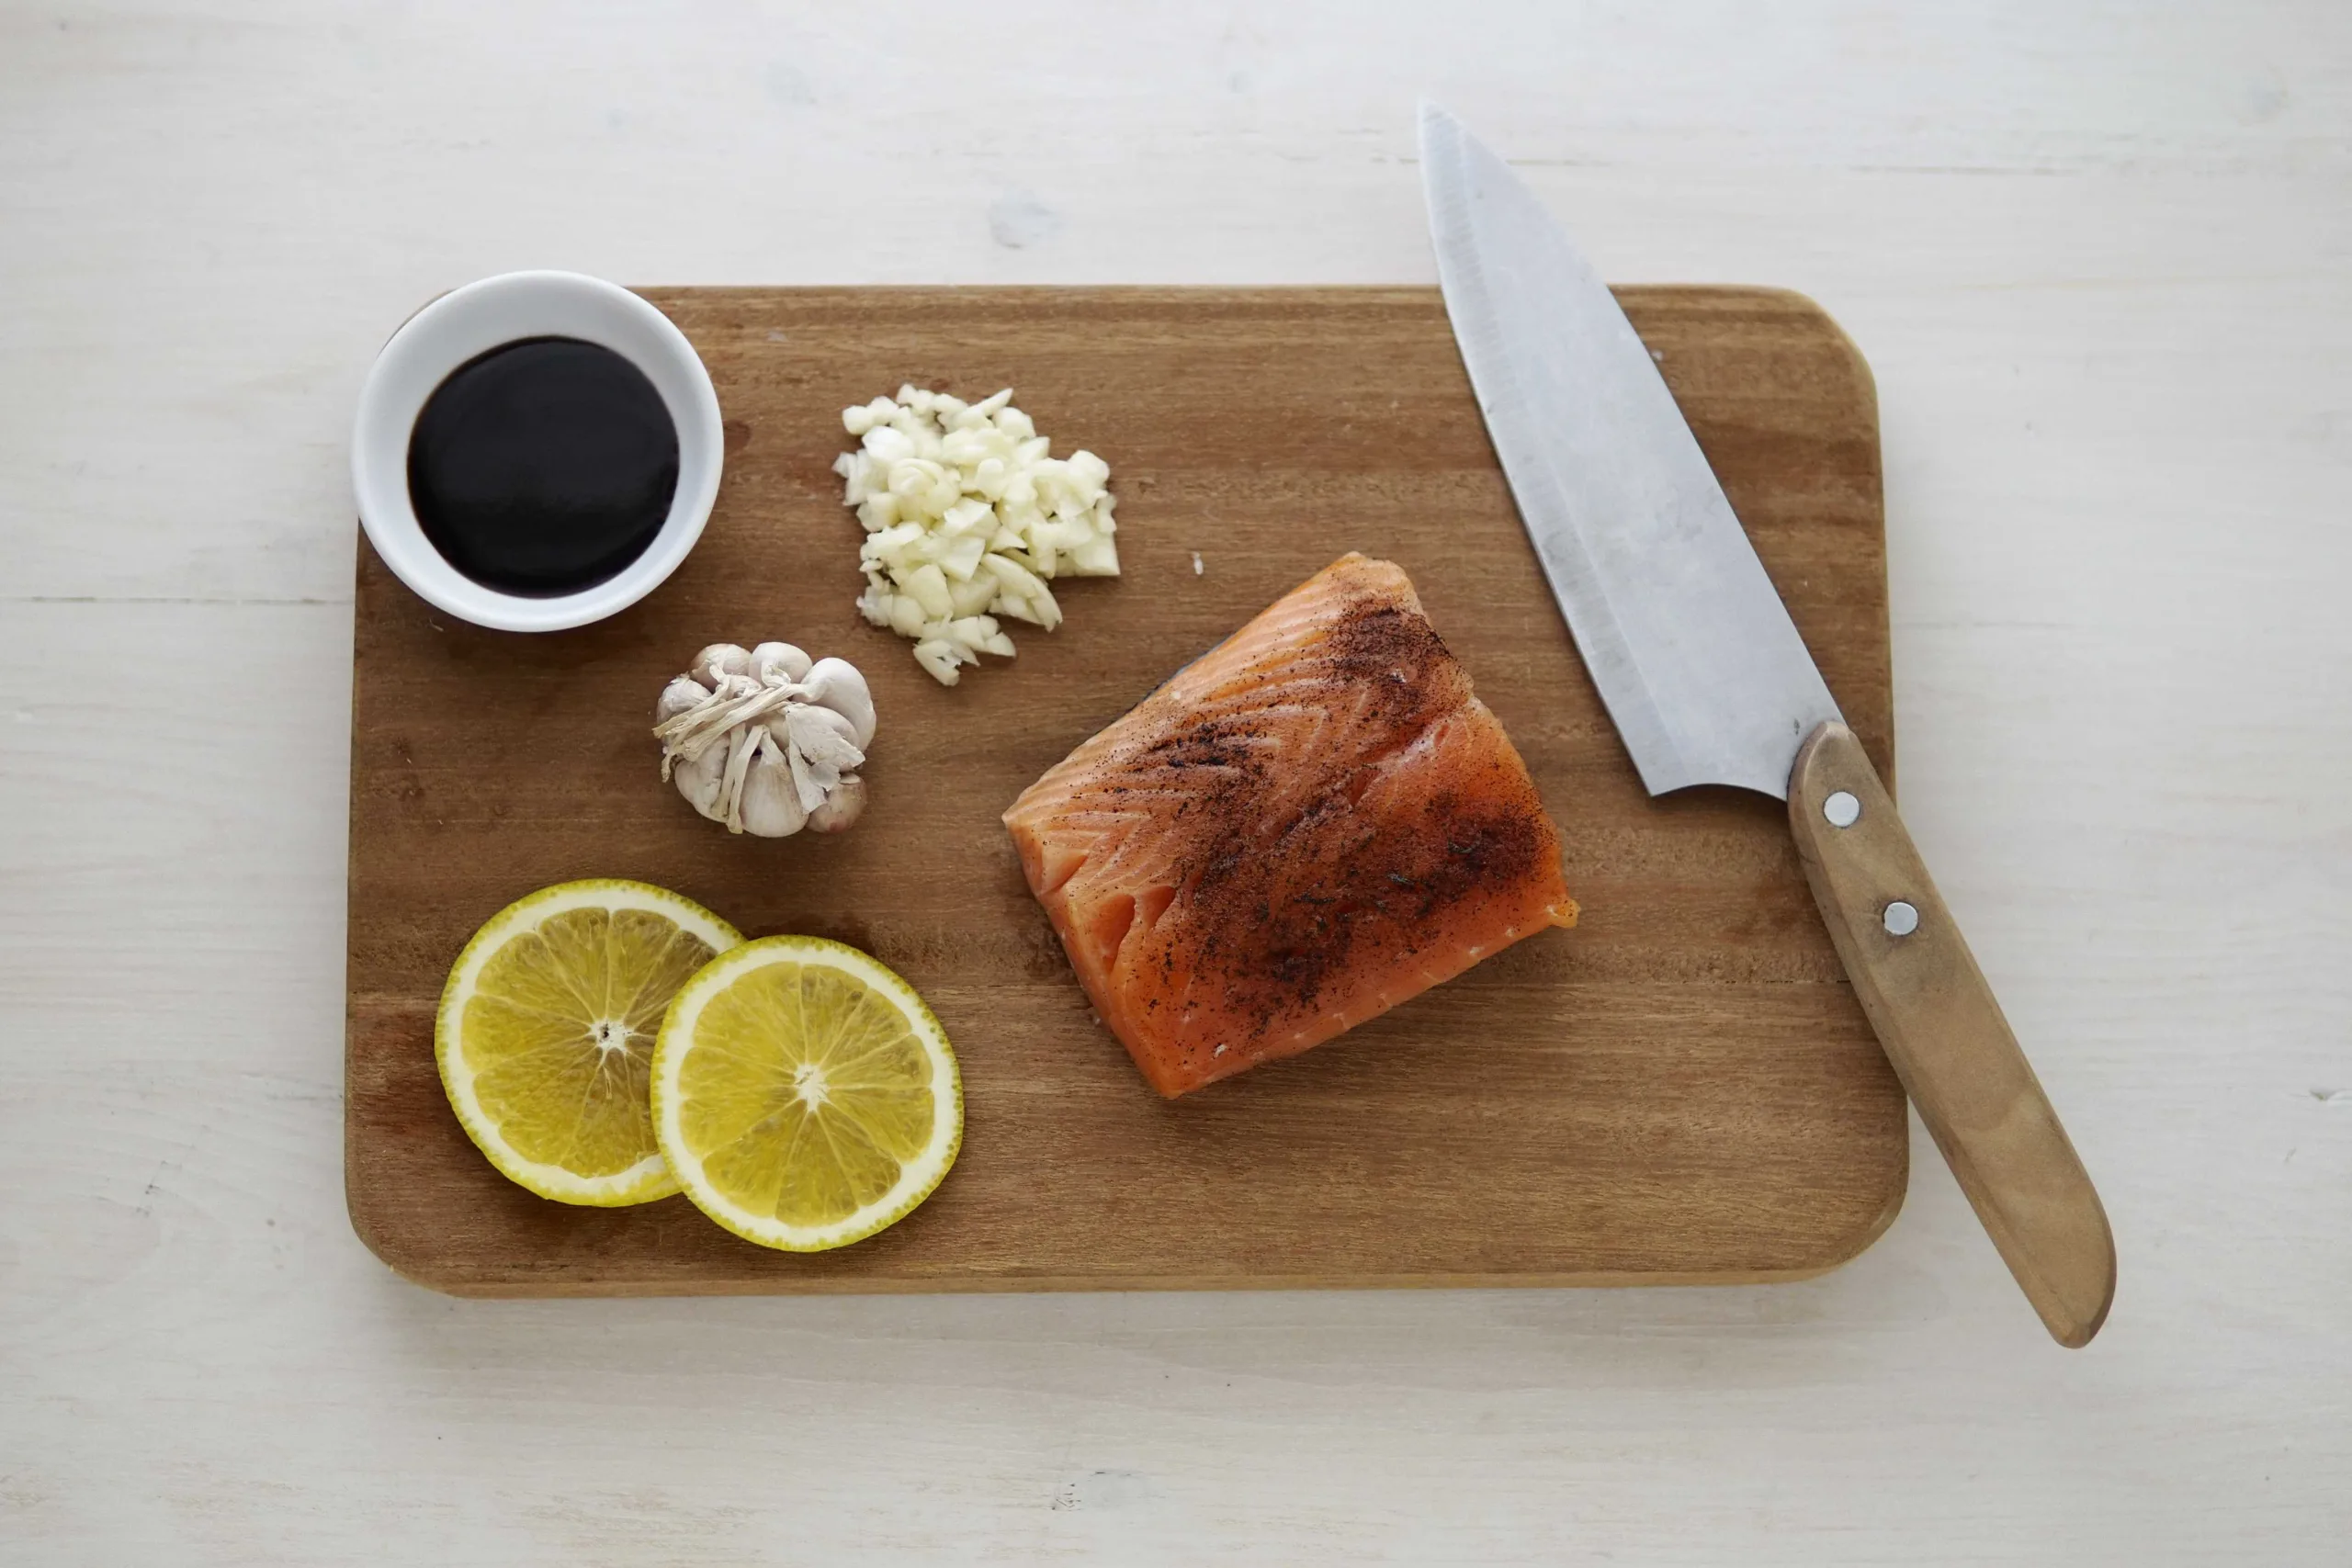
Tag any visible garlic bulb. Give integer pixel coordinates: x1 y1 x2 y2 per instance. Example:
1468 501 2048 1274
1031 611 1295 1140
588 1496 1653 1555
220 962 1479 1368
834 386 1118 686
651 643 874 838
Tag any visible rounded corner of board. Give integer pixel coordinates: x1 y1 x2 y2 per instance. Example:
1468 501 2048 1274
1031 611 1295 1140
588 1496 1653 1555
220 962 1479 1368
1763 288 1881 420
344 1187 483 1300
1791 1150 1910 1282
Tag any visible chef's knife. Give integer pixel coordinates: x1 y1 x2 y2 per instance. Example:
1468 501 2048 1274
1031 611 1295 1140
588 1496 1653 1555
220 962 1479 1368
1420 103 2114 1347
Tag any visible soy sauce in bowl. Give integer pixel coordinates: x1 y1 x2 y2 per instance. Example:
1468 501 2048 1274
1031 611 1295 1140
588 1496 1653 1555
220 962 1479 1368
406 336 680 597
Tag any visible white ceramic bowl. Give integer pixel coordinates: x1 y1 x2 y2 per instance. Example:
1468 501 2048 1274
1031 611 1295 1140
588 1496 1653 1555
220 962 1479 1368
351 270 722 632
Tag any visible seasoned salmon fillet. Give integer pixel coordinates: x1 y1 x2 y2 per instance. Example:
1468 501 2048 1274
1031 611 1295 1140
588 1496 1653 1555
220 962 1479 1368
1002 553 1578 1096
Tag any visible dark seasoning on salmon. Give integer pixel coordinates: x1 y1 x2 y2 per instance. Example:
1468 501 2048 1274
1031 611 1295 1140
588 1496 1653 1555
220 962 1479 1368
1154 592 1548 1054
1004 554 1579 1098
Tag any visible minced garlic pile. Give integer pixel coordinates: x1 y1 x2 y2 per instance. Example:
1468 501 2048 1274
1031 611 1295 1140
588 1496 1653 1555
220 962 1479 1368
834 386 1118 685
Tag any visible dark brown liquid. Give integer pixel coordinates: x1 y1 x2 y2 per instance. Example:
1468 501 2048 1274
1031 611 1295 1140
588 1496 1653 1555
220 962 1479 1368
406 337 679 596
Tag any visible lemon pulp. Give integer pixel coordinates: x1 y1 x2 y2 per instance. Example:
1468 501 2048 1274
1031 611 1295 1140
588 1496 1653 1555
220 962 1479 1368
436 880 740 1205
652 937 960 1251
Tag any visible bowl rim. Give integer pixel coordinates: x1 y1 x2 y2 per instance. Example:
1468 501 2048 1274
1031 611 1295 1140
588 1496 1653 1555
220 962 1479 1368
350 269 722 633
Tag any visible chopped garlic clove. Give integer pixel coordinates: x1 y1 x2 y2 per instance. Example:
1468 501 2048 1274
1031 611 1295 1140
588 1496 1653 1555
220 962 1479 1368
946 615 1000 651
902 562 955 621
940 497 994 536
1033 516 1092 561
862 425 914 464
887 457 945 503
866 520 926 560
947 574 999 617
937 533 988 582
1070 534 1121 577
835 388 1116 684
992 590 1060 631
982 551 1052 604
832 452 866 502
939 427 993 466
912 638 964 686
886 592 928 639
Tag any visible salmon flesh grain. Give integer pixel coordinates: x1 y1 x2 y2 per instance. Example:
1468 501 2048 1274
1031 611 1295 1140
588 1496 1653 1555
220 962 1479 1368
1003 554 1578 1096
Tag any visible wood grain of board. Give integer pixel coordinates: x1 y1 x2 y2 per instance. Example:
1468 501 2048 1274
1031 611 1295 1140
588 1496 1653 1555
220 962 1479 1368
345 285 1903 1296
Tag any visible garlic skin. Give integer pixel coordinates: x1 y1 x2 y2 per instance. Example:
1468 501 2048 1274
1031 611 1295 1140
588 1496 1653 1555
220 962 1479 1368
651 645 875 839
749 642 812 683
806 773 865 834
737 741 810 839
656 675 711 723
691 644 752 689
799 658 876 749
672 741 728 818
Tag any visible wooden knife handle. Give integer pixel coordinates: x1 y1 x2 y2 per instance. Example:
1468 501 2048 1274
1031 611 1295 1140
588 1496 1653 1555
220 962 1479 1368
1788 721 2115 1347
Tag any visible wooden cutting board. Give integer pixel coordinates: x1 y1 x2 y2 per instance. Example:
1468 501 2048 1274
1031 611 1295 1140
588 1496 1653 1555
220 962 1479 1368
345 285 1904 1296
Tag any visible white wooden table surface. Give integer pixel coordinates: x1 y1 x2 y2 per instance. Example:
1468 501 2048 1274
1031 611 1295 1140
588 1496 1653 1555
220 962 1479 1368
4 3 2346 1562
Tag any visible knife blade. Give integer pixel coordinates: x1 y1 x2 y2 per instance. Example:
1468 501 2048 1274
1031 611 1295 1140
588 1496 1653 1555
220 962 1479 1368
1420 102 2115 1347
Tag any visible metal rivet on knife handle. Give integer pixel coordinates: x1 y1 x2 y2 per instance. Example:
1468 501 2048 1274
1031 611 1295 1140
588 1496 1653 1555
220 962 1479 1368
1787 720 2116 1348
1824 790 1860 828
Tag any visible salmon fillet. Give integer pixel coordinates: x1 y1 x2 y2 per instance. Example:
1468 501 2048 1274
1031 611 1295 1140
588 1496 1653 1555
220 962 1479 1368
1002 553 1578 1097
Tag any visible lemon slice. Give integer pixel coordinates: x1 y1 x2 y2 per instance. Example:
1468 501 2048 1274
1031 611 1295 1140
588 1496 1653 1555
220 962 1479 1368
436 880 741 1206
651 937 961 1252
